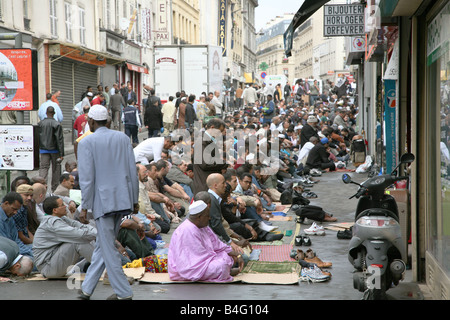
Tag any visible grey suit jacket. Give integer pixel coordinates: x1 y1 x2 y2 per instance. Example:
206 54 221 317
78 127 139 219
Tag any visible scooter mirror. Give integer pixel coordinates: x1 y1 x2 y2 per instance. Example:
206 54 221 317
342 174 352 184
400 153 415 164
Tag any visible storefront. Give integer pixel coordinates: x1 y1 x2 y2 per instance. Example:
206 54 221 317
420 0 450 299
48 44 104 131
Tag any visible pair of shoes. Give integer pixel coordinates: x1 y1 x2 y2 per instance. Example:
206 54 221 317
294 234 312 246
304 222 325 236
310 169 322 176
337 228 352 239
304 248 332 268
299 265 330 282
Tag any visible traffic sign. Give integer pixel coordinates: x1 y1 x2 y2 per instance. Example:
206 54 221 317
261 72 267 79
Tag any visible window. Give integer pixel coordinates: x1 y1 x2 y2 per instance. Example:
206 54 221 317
79 7 86 45
65 2 73 41
50 0 58 37
105 0 111 29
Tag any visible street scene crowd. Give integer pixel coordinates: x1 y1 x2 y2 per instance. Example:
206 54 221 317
0 76 367 300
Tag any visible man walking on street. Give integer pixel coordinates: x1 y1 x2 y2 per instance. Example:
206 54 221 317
161 96 176 135
109 90 126 130
77 105 139 300
38 107 65 193
122 99 142 144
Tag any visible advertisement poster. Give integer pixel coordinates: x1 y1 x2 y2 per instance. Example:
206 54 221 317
0 49 38 111
0 125 36 171
384 79 397 173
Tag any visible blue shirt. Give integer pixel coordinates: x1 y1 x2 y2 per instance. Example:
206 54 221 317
38 100 64 123
0 207 33 257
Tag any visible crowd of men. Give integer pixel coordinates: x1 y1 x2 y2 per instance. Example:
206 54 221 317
0 75 365 299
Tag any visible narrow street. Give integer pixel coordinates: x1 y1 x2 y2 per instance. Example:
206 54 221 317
1 134 426 302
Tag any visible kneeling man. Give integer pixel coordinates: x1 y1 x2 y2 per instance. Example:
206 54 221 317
168 200 244 282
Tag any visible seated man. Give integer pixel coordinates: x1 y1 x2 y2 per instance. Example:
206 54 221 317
0 236 34 277
0 192 33 258
117 207 155 260
137 163 171 234
155 160 190 214
232 173 278 232
144 162 181 227
13 184 35 246
305 137 336 172
168 200 244 282
53 173 75 197
166 160 194 201
32 196 96 278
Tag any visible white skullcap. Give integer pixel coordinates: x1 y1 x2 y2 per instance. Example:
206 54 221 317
189 200 208 216
88 105 109 121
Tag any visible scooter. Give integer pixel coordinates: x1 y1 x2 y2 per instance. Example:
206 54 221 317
341 153 415 300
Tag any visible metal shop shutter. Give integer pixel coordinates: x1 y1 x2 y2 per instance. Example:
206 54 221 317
50 58 75 131
73 62 99 104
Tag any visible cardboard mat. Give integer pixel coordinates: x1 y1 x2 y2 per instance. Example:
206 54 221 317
325 222 354 231
139 262 300 285
26 267 144 282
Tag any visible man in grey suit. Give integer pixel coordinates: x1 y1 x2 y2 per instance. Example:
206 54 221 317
109 91 126 130
77 105 139 300
206 173 243 255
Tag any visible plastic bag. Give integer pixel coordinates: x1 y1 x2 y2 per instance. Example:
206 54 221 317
355 155 373 173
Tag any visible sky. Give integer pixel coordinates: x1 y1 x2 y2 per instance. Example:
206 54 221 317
255 0 303 31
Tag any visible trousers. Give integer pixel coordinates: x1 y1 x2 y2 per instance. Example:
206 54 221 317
39 242 94 278
81 212 133 299
39 153 61 192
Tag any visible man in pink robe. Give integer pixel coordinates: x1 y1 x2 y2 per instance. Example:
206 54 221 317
168 199 244 282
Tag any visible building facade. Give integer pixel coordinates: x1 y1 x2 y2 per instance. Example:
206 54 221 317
256 14 295 83
0 0 172 133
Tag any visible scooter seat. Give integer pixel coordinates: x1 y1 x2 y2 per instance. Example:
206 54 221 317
355 208 399 222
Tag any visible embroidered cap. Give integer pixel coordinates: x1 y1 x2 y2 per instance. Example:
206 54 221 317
189 200 208 216
88 105 109 121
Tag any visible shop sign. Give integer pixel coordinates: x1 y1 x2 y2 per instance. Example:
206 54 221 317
427 1 450 66
324 4 365 37
219 0 227 57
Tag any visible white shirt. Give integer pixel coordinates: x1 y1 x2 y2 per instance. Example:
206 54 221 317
133 137 165 165
298 142 315 165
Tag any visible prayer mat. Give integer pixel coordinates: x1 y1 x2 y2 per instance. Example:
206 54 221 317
242 261 300 274
238 261 300 285
250 244 294 262
249 240 284 246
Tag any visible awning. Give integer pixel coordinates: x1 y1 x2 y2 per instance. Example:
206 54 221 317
126 62 149 74
284 0 331 57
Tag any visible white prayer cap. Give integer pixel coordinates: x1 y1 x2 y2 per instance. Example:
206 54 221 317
88 105 109 121
189 200 208 216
